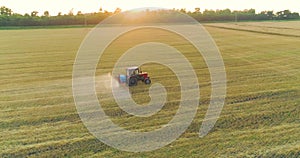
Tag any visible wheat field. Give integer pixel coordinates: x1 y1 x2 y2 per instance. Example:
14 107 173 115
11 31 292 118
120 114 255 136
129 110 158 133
0 21 299 157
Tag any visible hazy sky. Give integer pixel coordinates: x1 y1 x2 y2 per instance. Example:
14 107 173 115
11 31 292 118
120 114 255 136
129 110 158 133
1 0 299 16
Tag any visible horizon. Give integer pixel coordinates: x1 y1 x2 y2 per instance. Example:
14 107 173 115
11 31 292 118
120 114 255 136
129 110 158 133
0 0 300 16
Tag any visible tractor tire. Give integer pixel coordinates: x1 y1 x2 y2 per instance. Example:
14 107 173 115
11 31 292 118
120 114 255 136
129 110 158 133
129 77 138 86
144 78 151 84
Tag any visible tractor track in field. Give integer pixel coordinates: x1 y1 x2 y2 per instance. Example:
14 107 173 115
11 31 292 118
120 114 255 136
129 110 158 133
205 25 300 38
235 23 300 31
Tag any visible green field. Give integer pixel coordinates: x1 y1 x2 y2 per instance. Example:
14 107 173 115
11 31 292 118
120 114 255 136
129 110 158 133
1 21 299 157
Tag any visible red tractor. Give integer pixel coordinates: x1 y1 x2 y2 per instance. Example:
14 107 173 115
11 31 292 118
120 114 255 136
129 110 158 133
119 66 151 86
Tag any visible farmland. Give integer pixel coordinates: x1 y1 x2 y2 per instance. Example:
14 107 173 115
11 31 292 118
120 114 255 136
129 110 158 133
0 21 299 157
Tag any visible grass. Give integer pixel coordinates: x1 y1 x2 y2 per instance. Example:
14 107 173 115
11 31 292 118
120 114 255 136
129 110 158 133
0 21 299 157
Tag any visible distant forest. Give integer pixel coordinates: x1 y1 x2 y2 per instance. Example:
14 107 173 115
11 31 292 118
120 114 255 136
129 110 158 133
0 6 299 26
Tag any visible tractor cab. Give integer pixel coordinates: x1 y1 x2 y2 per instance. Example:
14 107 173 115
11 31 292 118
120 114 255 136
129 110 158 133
126 67 140 77
125 66 151 86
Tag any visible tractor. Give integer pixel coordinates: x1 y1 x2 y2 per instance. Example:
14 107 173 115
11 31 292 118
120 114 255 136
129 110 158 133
118 66 151 86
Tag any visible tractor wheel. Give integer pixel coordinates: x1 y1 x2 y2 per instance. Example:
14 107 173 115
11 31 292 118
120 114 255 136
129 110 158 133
129 77 138 86
144 78 151 84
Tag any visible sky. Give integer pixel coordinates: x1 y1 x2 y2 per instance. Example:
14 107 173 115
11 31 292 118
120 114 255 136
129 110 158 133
1 0 300 16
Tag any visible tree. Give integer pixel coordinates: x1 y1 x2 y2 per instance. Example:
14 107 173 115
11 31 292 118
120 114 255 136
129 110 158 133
31 11 38 17
0 6 12 16
203 9 216 16
77 11 83 15
68 8 74 16
267 11 274 19
179 8 186 13
283 10 291 16
43 11 49 17
114 8 121 14
217 9 231 15
276 10 292 19
194 8 200 13
290 12 299 19
247 9 256 14
0 7 299 26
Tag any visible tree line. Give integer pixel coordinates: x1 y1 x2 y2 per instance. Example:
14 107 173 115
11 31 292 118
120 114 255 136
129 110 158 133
0 6 299 26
